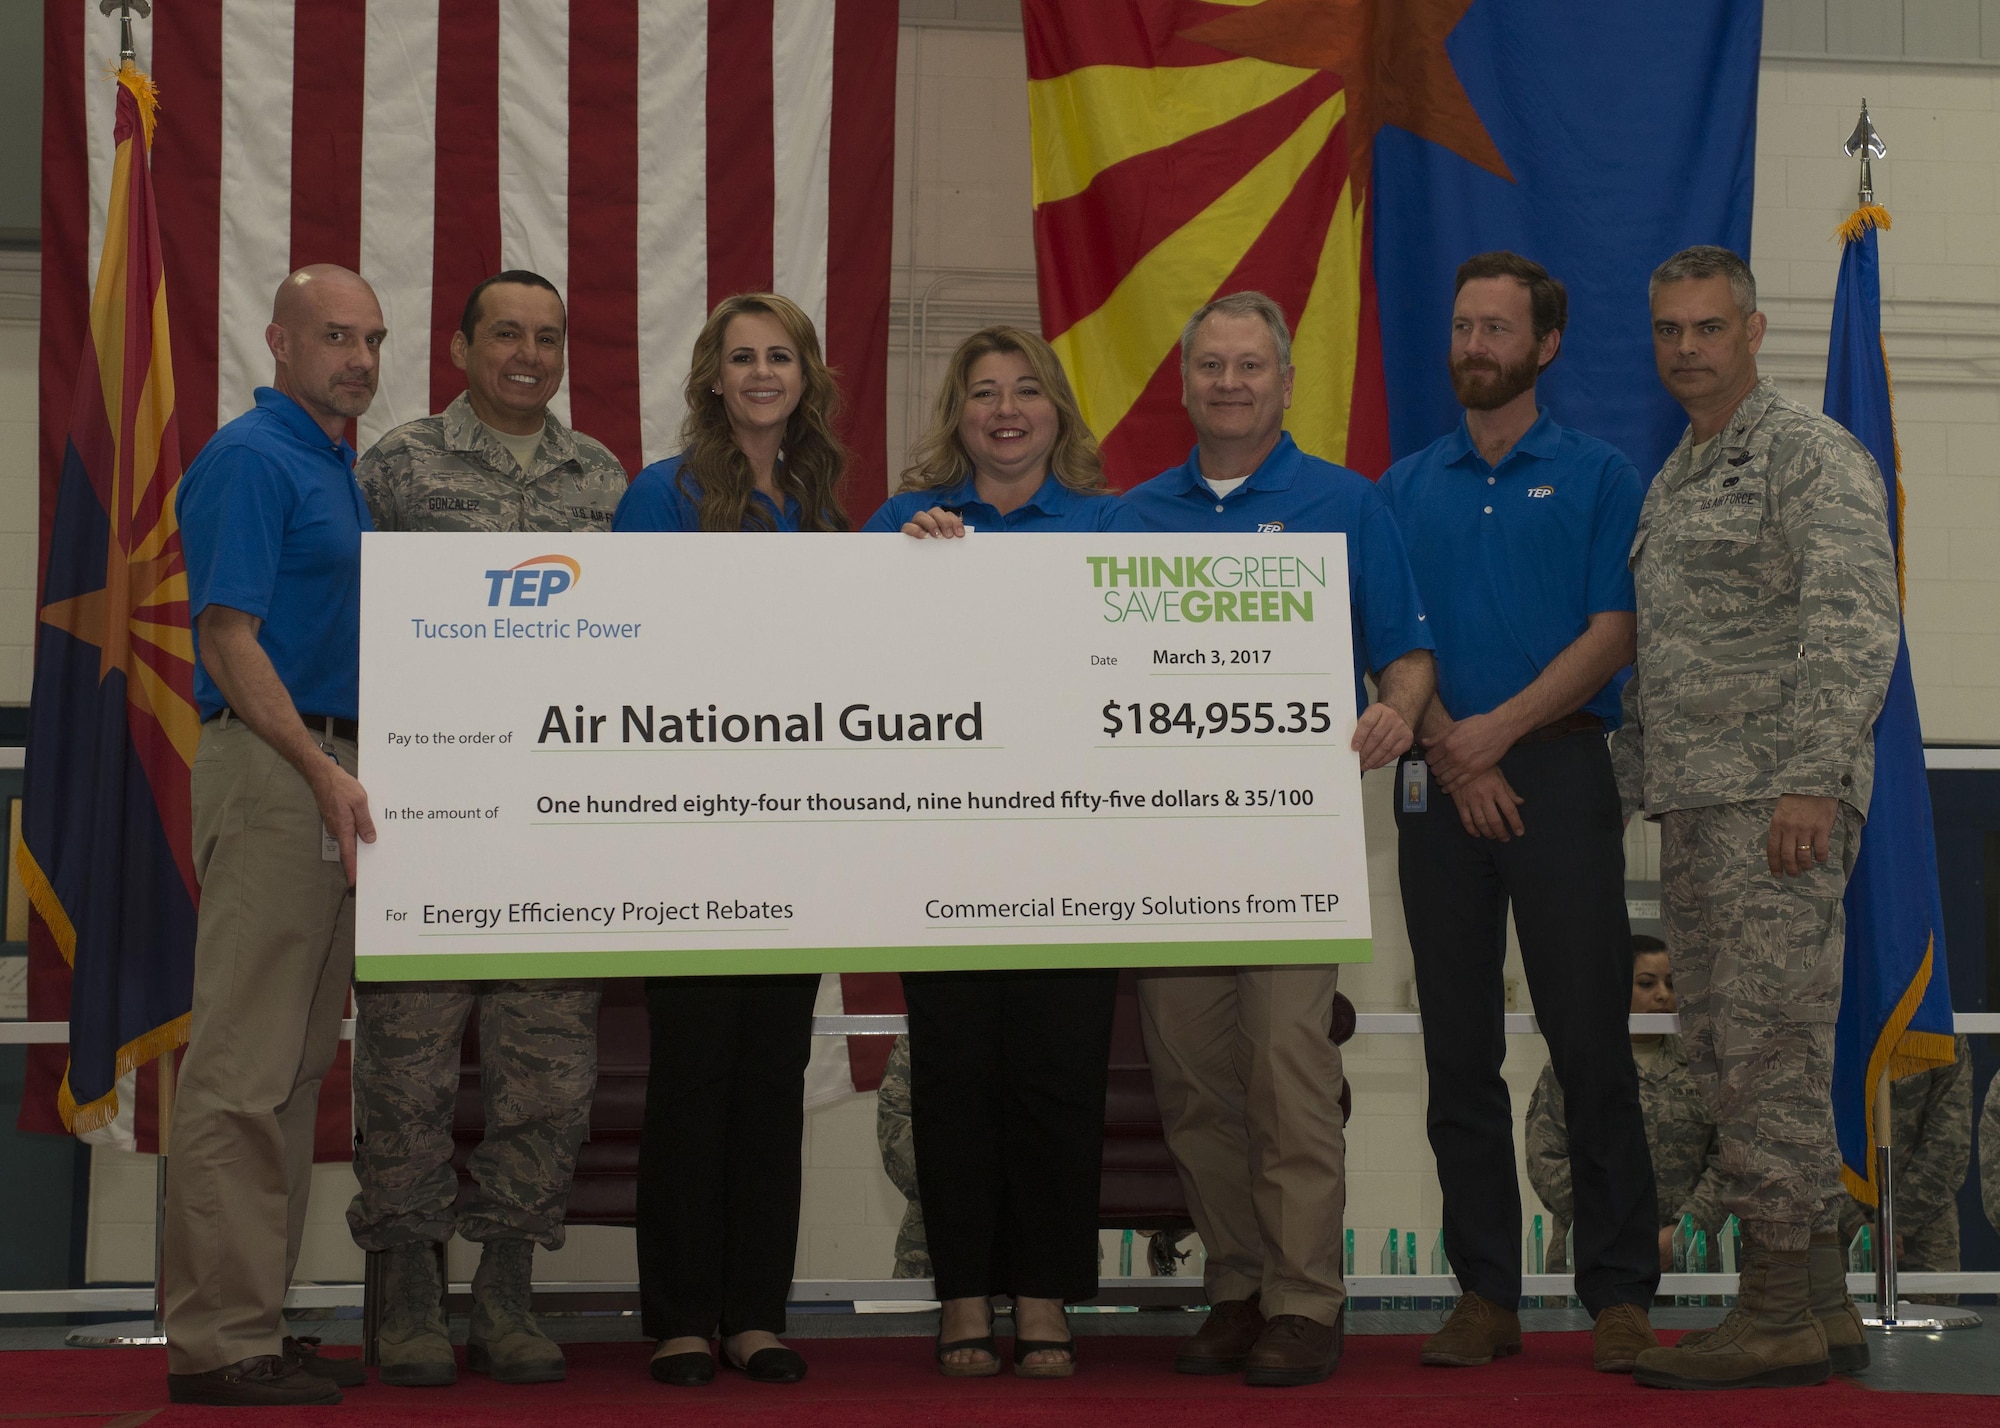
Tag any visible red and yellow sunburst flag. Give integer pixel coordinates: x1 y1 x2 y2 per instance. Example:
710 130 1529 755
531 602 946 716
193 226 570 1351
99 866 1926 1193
16 61 200 1135
1024 0 1509 485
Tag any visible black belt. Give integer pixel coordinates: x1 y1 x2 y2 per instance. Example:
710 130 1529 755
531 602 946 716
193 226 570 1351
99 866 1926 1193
209 708 358 742
1512 711 1604 747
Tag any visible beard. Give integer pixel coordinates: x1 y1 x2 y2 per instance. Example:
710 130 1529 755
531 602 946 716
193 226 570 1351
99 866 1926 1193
1449 350 1540 412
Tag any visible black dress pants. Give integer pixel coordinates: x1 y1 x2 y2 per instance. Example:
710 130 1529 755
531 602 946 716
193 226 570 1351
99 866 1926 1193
635 972 818 1340
902 967 1118 1303
1394 731 1660 1314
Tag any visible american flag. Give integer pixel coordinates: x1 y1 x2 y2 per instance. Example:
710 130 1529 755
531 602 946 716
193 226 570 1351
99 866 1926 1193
41 0 898 533
27 0 900 1145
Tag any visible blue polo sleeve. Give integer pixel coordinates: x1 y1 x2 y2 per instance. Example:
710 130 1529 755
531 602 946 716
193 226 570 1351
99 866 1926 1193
1587 454 1643 615
178 443 294 622
1350 492 1434 676
613 459 696 532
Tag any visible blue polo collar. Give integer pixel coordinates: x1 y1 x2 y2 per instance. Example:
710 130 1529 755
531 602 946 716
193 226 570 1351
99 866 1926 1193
1441 406 1561 471
1165 431 1305 497
935 471 1082 517
253 386 357 465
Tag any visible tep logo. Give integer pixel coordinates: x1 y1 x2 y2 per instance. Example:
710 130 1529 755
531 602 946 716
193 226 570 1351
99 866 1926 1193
483 554 581 607
1526 486 1554 499
1257 521 1285 533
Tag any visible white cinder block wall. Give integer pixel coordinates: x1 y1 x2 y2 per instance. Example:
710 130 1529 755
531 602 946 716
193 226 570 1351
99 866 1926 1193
66 17 2000 1285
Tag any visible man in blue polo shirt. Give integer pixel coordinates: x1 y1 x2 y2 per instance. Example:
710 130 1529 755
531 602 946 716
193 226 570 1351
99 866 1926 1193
1122 292 1434 1388
1377 252 1657 1374
163 265 384 1407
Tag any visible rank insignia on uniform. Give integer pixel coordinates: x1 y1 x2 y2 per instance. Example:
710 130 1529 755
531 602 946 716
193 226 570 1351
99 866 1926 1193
1727 451 1752 465
1257 521 1285 532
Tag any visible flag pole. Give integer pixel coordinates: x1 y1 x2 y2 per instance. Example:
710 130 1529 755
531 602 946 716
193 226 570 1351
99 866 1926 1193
1837 99 1977 1332
62 0 174 1354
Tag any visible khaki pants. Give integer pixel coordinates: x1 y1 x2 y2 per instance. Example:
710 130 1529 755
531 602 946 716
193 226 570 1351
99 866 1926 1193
1137 966 1346 1323
164 718 355 1374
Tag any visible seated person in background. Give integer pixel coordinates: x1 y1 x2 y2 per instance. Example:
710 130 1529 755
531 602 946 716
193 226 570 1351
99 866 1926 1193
1526 936 1724 1274
1838 1035 1972 1306
875 1035 931 1280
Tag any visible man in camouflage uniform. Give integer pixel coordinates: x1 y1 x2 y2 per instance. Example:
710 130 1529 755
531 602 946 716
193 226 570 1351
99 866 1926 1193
1613 247 1900 1391
346 270 629 1388
1838 1036 1971 1304
1528 937 1726 1275
874 1035 931 1279
1980 1073 2000 1235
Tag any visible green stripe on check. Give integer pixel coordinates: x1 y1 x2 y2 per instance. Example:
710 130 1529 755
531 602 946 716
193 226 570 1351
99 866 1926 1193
354 938 1372 980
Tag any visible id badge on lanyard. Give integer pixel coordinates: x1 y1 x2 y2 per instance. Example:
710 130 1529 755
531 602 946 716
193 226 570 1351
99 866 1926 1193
1399 758 1429 814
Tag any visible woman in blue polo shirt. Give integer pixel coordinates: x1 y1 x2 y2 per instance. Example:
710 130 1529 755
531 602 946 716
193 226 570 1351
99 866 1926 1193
615 293 846 1390
868 327 1122 1380
863 326 1128 537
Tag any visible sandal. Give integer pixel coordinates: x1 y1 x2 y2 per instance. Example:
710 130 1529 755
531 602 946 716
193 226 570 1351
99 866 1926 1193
1013 1308 1076 1379
935 1329 1001 1378
1013 1336 1076 1379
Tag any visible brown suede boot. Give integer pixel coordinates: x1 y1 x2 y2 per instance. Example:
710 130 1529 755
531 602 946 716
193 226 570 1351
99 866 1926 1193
1809 1232 1869 1373
1591 1302 1659 1372
1419 1293 1522 1367
465 1240 566 1384
376 1245 457 1388
1633 1251 1830 1389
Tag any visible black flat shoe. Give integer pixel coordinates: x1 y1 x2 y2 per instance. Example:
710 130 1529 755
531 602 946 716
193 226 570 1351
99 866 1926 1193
650 1350 716 1386
936 1331 1002 1378
724 1345 807 1383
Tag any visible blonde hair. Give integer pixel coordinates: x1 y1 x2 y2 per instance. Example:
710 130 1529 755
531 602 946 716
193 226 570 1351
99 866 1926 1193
898 326 1107 494
678 292 849 532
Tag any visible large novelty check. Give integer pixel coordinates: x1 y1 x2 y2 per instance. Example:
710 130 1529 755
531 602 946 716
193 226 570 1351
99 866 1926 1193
354 533 1373 978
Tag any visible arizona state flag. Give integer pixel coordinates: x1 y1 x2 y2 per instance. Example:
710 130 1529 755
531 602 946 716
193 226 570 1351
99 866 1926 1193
15 64 199 1136
1025 1 1422 483
1823 204 1956 1204
1024 2 1760 485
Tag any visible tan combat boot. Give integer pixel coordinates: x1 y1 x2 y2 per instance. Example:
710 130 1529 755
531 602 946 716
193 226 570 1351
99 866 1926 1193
1633 1251 1830 1389
466 1239 566 1384
377 1244 457 1388
1809 1232 1869 1373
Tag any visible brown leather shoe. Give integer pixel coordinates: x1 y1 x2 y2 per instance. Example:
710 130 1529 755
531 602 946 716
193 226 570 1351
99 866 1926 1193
1174 1294 1265 1375
1420 1292 1523 1366
1244 1309 1342 1387
168 1355 343 1406
1592 1302 1659 1372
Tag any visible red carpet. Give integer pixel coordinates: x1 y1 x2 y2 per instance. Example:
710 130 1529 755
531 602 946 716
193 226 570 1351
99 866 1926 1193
7 1335 1999 1427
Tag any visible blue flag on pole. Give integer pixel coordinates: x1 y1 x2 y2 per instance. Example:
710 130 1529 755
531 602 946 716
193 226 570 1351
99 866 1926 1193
1822 204 1956 1204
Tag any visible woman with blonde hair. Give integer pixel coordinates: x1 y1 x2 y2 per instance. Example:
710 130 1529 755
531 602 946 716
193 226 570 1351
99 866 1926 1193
863 324 1126 535
865 326 1128 1380
615 293 846 1391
